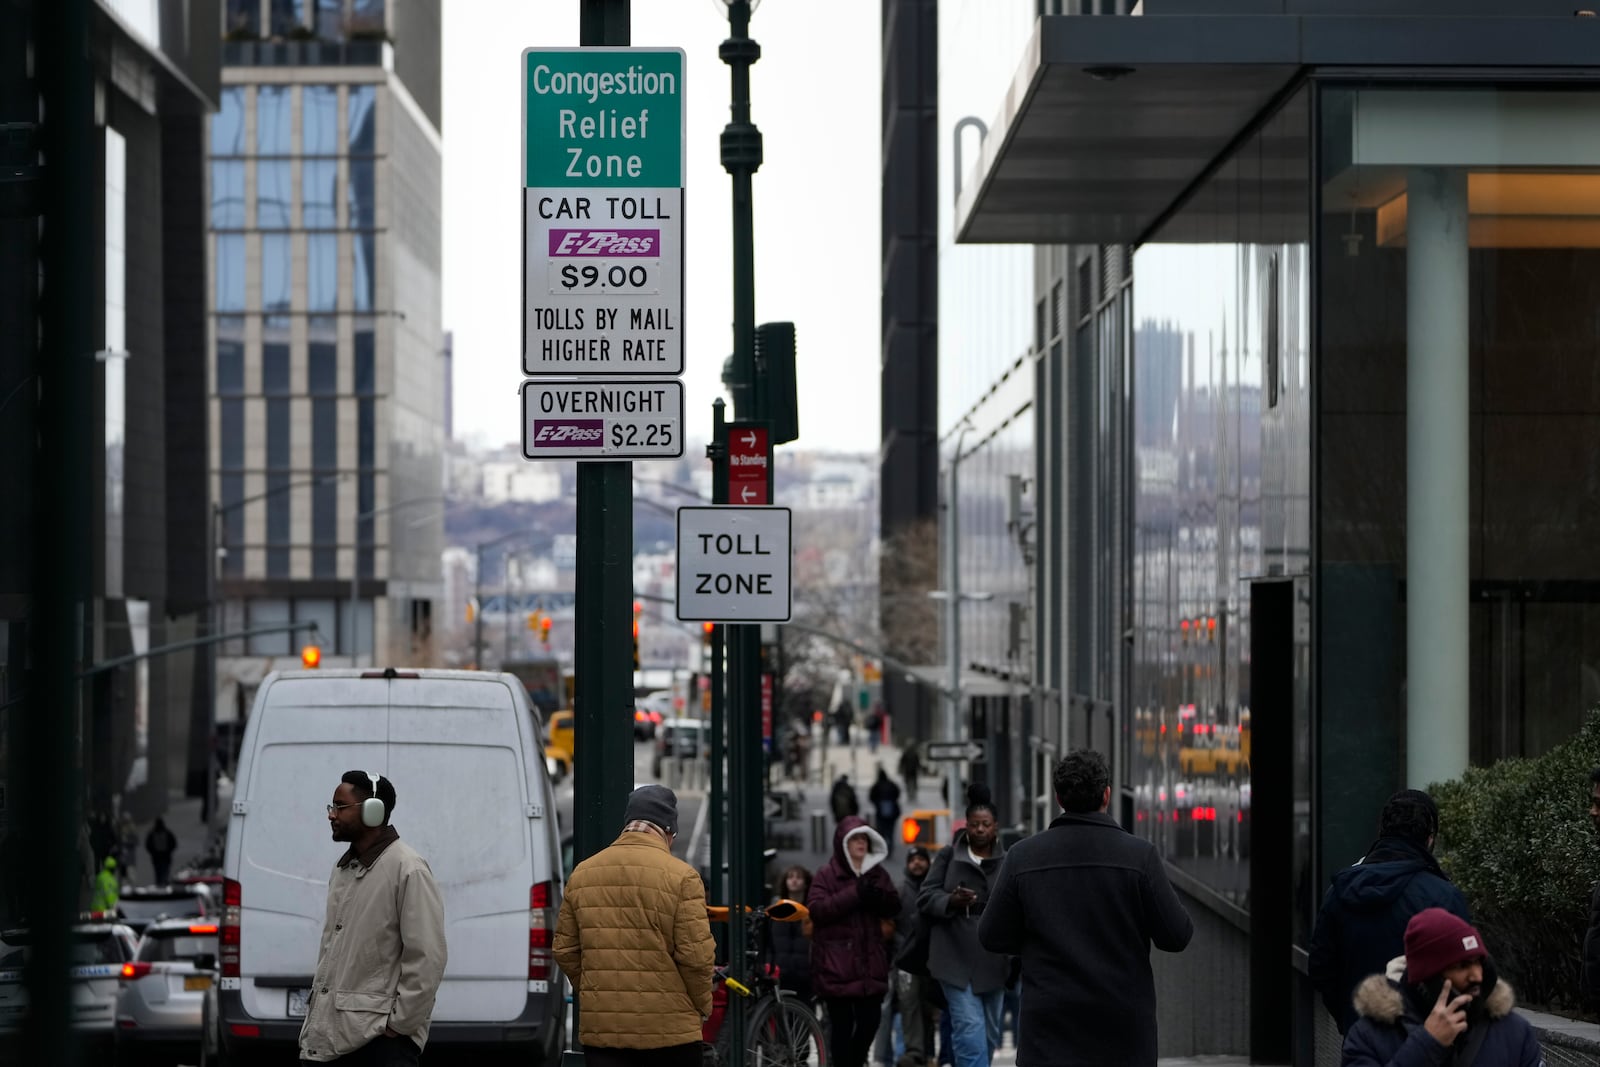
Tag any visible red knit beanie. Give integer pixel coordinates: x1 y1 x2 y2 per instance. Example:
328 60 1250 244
1404 908 1486 983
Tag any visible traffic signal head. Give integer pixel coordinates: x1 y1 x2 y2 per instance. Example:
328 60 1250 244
539 616 552 641
901 816 921 845
702 621 714 646
300 644 322 669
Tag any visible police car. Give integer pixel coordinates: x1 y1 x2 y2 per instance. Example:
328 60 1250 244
0 916 140 1051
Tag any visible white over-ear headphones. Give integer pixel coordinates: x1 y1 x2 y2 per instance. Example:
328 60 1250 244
361 771 386 828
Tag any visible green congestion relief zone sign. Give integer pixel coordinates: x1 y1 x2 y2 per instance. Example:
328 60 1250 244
522 47 685 383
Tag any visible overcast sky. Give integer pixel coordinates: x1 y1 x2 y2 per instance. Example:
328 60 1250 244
442 0 883 454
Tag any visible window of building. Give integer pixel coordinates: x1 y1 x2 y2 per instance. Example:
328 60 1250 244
215 234 245 312
216 317 245 396
267 397 290 469
269 0 306 37
266 471 290 578
302 159 337 228
256 160 291 228
312 397 337 469
303 85 339 154
307 232 337 310
348 84 376 154
219 398 244 470
220 473 245 578
262 234 291 312
257 86 292 156
312 475 338 578
358 397 374 468
262 319 291 395
296 599 338 654
357 471 375 578
315 0 343 41
347 158 374 228
308 315 338 394
350 0 385 36
340 598 373 657
352 231 375 311
212 86 245 154
249 598 292 655
211 160 245 228
353 316 374 393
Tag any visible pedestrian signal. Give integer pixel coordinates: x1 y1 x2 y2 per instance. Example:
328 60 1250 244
300 644 322 669
901 817 921 845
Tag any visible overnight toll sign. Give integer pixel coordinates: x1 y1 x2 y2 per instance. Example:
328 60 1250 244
520 379 685 460
523 48 685 376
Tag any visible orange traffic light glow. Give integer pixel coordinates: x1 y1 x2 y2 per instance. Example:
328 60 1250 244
901 817 921 845
300 645 322 669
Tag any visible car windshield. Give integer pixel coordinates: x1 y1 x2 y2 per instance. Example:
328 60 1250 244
138 933 218 965
0 932 127 969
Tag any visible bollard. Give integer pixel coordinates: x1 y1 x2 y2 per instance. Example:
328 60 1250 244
662 758 680 791
810 810 828 854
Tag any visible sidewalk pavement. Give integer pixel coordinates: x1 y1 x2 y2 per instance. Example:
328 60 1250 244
119 783 229 886
989 1042 1262 1067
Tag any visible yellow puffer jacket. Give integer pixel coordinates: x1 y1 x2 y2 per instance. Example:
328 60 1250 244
553 830 715 1049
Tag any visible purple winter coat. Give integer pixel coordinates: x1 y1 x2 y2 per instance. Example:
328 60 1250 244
806 815 901 999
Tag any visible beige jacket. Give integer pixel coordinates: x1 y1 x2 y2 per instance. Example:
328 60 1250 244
297 830 448 1061
553 830 714 1048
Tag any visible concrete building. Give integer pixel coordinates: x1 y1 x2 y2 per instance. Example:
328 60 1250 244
954 0 1600 1061
0 0 220 844
208 0 445 728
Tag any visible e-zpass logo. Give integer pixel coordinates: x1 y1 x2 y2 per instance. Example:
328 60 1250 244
533 420 605 446
548 229 658 257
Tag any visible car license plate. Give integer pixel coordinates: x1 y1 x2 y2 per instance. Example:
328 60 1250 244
287 988 311 1017
184 975 212 992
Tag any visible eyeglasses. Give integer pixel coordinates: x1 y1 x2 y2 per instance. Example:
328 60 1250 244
327 801 361 815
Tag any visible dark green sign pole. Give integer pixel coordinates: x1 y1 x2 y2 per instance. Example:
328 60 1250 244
571 0 634 867
720 9 764 1067
708 400 727 916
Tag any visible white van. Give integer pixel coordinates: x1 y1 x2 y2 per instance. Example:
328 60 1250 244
217 668 565 1066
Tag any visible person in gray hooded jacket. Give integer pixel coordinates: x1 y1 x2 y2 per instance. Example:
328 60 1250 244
918 785 1009 1067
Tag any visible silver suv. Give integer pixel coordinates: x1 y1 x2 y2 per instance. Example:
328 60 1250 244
113 917 219 1066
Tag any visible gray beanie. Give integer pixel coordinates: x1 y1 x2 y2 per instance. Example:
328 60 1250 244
624 784 679 835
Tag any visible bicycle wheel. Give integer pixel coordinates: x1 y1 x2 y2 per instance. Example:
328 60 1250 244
743 993 828 1067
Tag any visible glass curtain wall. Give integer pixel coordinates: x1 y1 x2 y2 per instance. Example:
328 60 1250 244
1130 91 1311 907
1317 84 1600 873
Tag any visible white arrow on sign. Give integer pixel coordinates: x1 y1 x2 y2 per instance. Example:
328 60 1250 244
924 741 985 762
763 795 784 820
741 431 757 447
740 484 759 503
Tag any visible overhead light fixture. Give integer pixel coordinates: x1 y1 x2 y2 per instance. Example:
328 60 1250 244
1083 65 1135 82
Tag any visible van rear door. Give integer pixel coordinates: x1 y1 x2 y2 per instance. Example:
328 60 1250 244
386 674 545 1023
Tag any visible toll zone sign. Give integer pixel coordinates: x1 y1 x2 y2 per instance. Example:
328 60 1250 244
522 48 685 376
675 507 792 623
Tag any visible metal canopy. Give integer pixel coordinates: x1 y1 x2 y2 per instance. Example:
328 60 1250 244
955 12 1600 246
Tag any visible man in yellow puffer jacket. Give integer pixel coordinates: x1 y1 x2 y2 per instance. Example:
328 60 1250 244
554 785 714 1067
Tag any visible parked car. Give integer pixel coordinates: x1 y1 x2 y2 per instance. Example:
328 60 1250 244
220 668 567 1066
114 917 219 1066
633 705 662 740
652 717 709 777
117 884 211 937
0 918 139 1058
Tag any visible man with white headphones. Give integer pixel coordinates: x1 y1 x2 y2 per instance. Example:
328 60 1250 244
299 770 447 1065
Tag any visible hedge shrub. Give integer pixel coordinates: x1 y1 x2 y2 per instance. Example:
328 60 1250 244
1431 711 1600 1012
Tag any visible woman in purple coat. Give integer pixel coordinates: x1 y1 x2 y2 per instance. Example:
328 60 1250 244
808 815 902 1067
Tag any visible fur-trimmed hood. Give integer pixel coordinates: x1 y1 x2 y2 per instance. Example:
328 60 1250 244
1351 955 1516 1024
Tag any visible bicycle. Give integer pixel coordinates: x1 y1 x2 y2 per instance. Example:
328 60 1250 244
706 899 828 1067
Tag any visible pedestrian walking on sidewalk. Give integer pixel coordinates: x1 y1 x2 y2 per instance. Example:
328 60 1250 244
919 785 1010 1067
771 865 815 1005
835 703 855 747
898 747 922 801
1341 908 1542 1067
145 817 177 886
880 845 935 1067
299 771 447 1066
870 767 902 856
1309 789 1470 1035
979 749 1192 1067
832 774 861 825
809 815 902 1067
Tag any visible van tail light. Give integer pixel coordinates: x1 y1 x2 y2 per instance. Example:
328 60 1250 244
221 878 242 978
120 962 152 980
529 881 555 981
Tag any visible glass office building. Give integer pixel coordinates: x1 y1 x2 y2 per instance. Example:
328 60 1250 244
209 0 444 729
955 2 1600 1061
